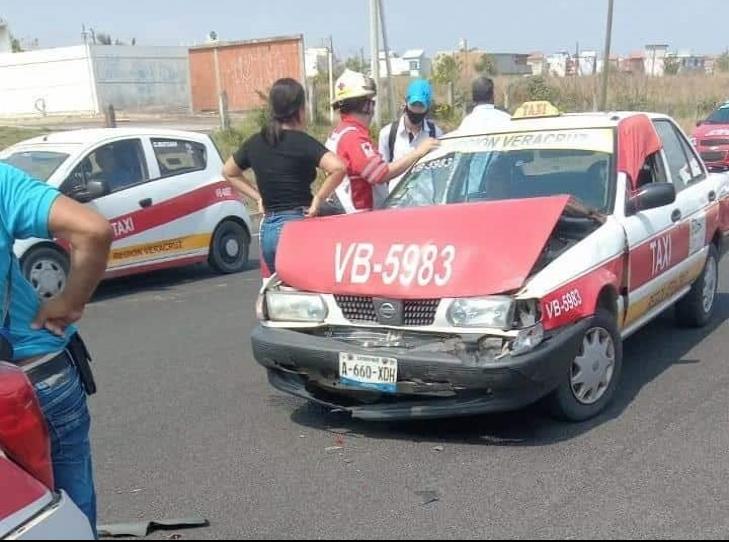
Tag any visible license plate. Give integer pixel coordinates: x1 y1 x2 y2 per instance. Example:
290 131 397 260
338 353 398 393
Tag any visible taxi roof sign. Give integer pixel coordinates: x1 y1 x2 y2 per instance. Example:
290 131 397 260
512 101 562 120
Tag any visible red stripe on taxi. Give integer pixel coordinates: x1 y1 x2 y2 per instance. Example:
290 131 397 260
109 181 239 241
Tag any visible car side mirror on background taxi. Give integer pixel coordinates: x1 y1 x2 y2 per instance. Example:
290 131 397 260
627 183 676 216
73 179 109 203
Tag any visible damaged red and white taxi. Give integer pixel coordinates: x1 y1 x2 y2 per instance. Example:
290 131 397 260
252 102 729 421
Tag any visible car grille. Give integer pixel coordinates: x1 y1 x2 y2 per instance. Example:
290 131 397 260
700 150 727 163
701 139 729 147
334 295 440 326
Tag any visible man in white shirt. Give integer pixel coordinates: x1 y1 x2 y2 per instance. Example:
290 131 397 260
458 76 511 134
378 79 443 192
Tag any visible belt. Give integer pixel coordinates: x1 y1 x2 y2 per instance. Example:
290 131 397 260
264 208 307 218
18 351 71 385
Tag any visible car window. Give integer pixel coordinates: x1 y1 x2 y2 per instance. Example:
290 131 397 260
704 104 729 124
635 152 668 189
389 148 613 213
62 139 148 198
151 139 207 178
677 133 704 181
653 121 699 191
1 151 69 181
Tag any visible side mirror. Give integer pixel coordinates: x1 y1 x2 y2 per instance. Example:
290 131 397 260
73 179 109 203
627 183 676 215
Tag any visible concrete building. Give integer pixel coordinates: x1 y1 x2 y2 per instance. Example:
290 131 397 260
0 18 10 53
527 52 546 76
0 44 190 117
379 49 430 78
547 51 571 77
674 50 708 74
489 53 531 76
577 51 599 75
644 44 669 77
305 47 329 78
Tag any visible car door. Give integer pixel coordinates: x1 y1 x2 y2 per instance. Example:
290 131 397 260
138 137 217 263
61 138 159 271
653 119 717 262
619 152 685 333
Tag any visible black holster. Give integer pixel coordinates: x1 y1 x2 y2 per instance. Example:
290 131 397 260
67 333 97 396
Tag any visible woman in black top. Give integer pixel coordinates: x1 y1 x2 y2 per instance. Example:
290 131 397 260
223 78 346 274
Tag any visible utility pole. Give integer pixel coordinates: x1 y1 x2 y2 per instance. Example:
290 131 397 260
328 35 335 124
369 0 381 126
378 0 396 123
599 0 615 111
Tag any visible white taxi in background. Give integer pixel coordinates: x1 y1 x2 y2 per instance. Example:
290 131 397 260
0 129 252 298
252 102 729 422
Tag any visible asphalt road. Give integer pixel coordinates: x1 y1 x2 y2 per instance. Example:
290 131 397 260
85 252 729 540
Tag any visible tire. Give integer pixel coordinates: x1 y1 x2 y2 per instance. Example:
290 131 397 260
675 245 719 328
208 219 250 274
21 246 70 300
548 308 623 422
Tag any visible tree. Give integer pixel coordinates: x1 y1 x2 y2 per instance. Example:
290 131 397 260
432 54 461 86
96 33 113 45
9 34 22 52
474 54 498 76
716 51 729 73
664 55 680 76
344 56 368 74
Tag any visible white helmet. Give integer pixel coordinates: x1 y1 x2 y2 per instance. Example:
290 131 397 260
332 69 377 107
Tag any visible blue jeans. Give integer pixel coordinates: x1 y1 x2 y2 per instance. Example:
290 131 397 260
34 363 97 535
260 209 305 273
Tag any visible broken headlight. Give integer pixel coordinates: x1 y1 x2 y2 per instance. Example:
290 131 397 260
447 296 513 329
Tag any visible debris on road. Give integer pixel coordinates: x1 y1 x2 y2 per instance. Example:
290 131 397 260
415 490 440 506
98 518 210 538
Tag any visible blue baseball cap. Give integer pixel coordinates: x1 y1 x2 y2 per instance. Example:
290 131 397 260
406 79 433 109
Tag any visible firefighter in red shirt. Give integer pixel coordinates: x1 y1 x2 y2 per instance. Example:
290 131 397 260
326 70 439 212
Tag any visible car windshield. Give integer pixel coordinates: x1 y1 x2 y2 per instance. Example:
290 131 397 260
1 151 69 181
387 128 615 213
705 105 729 124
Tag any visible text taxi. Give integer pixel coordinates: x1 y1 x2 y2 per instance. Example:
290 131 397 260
0 129 252 299
252 102 729 422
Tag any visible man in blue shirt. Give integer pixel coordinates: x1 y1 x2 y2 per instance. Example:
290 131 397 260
0 163 112 532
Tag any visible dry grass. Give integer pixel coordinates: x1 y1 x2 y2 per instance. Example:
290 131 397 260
312 72 729 135
0 127 47 151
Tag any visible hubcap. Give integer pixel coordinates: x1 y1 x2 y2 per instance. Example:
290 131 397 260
702 255 718 314
571 327 616 406
224 237 240 259
29 259 66 299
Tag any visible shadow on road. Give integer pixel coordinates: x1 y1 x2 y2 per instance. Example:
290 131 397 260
287 294 729 446
92 258 261 302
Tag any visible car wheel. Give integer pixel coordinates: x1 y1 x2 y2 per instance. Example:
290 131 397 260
208 219 250 274
548 308 623 422
21 247 70 300
675 245 719 328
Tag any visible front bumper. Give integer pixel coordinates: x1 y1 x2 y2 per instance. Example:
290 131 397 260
251 320 589 421
698 147 729 171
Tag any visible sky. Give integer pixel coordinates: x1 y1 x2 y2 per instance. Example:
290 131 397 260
2 0 727 58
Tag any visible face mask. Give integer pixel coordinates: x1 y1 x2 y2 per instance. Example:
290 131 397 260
405 107 427 125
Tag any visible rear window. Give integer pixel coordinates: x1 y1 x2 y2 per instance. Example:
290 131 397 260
151 139 207 178
1 151 69 181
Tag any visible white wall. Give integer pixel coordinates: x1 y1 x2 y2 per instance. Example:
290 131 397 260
91 45 190 112
305 48 328 78
0 46 98 116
